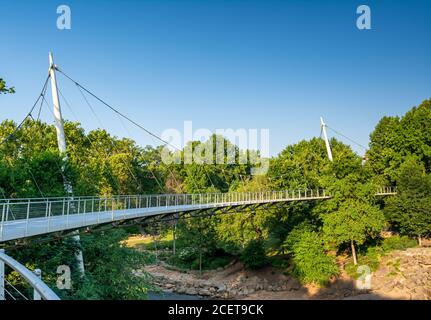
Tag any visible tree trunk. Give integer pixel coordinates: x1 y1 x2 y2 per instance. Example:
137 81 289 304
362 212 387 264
154 236 158 263
351 240 358 266
418 235 422 247
173 222 177 255
199 251 202 276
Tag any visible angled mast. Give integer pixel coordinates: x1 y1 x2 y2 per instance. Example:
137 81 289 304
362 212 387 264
48 52 85 275
320 117 333 161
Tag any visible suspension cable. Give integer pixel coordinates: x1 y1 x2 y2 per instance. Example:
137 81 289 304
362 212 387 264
326 125 368 151
56 67 179 149
0 75 50 145
56 67 208 193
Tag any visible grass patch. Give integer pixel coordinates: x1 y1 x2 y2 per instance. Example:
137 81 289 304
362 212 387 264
166 253 234 271
124 232 174 248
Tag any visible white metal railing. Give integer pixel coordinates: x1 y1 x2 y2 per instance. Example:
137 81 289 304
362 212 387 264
375 186 397 195
0 189 328 224
0 188 396 242
0 249 60 300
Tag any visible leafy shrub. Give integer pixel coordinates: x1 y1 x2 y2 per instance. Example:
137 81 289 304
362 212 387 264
178 247 199 262
291 231 339 286
190 258 201 270
204 255 233 270
283 222 315 253
381 235 417 252
240 239 268 269
269 256 290 269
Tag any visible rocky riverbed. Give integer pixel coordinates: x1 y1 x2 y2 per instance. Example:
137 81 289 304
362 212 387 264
136 247 431 300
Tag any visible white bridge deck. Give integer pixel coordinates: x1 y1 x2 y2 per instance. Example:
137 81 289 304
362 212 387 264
0 187 396 242
0 190 332 242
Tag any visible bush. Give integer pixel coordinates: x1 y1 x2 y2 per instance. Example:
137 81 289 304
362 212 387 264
283 222 314 253
291 231 339 286
240 239 268 270
381 235 417 252
177 247 199 262
204 255 233 270
269 255 290 269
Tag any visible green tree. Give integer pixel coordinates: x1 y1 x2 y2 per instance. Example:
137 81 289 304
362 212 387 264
240 239 267 269
367 99 431 182
323 199 385 265
384 157 431 245
176 215 219 274
77 229 153 299
290 231 339 286
0 78 15 94
6 229 153 300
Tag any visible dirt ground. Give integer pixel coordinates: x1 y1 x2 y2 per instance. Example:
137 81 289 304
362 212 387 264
142 247 431 300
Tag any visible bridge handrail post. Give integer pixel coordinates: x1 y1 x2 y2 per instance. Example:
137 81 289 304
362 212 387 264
47 202 52 232
5 201 10 223
33 269 42 300
66 199 70 228
1 203 5 241
25 200 31 237
0 249 4 300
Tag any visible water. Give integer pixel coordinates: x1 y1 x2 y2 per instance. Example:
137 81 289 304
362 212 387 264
147 291 206 300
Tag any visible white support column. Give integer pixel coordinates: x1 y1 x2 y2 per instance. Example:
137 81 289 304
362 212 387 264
320 117 333 161
49 52 85 276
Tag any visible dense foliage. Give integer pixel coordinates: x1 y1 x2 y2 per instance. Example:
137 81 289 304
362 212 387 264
384 157 431 245
290 231 339 285
240 239 268 270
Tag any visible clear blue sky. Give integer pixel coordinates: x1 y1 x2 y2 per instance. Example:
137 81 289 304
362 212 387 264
1 0 430 156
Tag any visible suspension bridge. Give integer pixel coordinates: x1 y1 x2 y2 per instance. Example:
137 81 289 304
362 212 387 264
0 53 397 300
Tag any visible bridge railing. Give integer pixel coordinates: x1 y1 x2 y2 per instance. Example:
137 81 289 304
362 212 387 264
0 249 60 300
375 186 397 195
0 189 330 224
